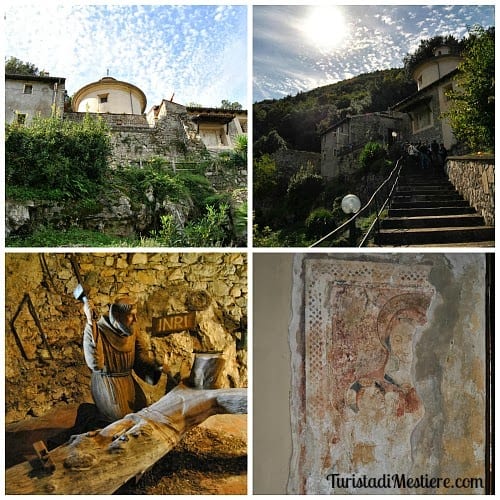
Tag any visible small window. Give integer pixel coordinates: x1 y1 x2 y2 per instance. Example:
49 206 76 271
99 94 108 103
23 84 33 94
16 113 27 125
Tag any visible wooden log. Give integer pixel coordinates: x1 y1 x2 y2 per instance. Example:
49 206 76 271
5 384 247 495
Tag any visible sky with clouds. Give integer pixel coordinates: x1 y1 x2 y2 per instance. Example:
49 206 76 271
4 4 248 110
254 4 495 102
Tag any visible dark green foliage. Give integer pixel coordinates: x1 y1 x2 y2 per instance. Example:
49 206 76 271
177 172 216 212
305 207 336 238
403 35 464 78
253 154 291 227
286 164 325 221
6 114 111 199
445 26 495 152
359 142 387 172
253 68 416 154
253 129 288 156
114 163 218 221
116 164 189 204
253 154 280 199
5 56 39 75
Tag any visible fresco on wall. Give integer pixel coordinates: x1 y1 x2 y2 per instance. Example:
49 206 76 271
289 256 487 494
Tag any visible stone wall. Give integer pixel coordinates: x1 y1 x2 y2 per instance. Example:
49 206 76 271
272 149 321 176
64 112 207 168
5 252 247 425
446 155 495 225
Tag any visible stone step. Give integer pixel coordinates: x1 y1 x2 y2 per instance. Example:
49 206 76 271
399 175 449 182
374 226 495 246
390 199 470 209
396 186 455 194
387 241 495 247
380 213 485 230
393 193 464 203
388 206 476 217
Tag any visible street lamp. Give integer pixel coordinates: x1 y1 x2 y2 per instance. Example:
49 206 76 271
341 194 361 246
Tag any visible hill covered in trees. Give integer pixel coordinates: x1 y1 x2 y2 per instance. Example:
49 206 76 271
253 68 417 155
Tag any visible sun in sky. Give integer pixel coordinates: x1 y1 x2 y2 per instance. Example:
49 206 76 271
300 6 350 51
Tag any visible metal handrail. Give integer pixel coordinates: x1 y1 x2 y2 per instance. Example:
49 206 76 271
309 157 404 248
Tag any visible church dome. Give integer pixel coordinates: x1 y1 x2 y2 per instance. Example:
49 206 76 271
72 76 147 114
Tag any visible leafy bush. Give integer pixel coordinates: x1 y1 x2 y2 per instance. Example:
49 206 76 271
177 172 216 211
115 164 189 204
150 203 231 247
305 207 337 238
359 142 387 171
286 164 325 219
6 114 111 199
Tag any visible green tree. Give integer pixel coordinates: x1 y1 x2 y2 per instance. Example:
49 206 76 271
286 163 324 221
403 35 464 78
445 26 495 152
254 129 288 156
5 56 39 75
253 154 278 199
220 100 243 110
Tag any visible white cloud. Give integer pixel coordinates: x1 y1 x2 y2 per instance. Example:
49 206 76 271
5 4 248 109
253 5 494 102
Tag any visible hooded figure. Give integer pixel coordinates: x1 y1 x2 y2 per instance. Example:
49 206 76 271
83 297 163 422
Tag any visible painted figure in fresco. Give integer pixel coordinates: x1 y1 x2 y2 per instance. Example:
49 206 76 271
343 293 431 477
83 296 167 422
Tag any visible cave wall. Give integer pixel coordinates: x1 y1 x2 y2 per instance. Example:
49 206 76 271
5 252 247 424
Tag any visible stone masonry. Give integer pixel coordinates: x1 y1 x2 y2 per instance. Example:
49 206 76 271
5 252 247 424
446 156 495 226
64 111 207 168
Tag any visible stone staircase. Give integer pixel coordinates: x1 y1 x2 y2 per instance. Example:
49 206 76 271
374 164 495 246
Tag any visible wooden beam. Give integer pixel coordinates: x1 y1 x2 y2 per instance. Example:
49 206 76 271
5 384 247 495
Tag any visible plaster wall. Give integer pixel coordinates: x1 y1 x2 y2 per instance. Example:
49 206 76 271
76 89 143 114
5 78 65 125
253 253 489 495
414 57 461 90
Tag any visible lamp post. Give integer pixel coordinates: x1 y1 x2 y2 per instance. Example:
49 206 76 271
341 194 361 246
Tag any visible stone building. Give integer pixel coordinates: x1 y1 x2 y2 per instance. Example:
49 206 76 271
391 45 462 150
320 111 409 179
5 73 66 125
147 99 248 155
71 76 147 115
319 44 463 178
5 73 247 163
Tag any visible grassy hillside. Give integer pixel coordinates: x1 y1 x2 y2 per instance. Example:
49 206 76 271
253 68 416 154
